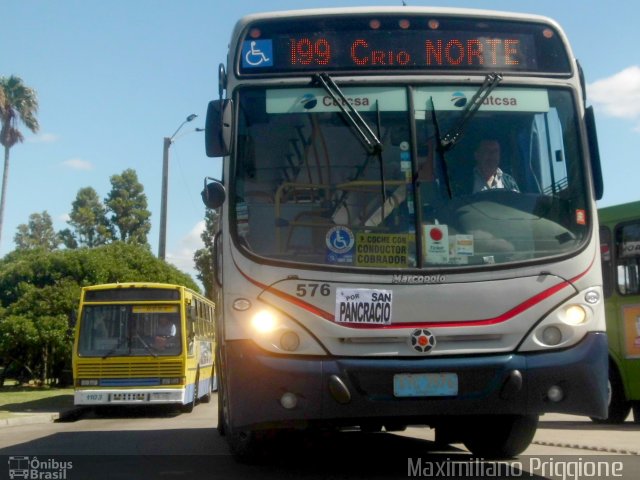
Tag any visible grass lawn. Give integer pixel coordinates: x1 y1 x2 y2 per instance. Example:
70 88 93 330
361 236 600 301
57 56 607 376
0 385 74 419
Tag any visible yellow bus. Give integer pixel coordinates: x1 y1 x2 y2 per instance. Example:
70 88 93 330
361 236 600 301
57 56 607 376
72 282 216 412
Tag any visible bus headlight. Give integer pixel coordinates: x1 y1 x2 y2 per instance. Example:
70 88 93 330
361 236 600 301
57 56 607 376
160 377 185 385
246 309 326 355
78 379 99 386
561 305 587 326
518 288 603 352
251 310 277 333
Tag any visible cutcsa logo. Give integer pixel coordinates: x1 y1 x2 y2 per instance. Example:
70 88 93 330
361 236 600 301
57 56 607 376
450 91 467 108
299 93 318 110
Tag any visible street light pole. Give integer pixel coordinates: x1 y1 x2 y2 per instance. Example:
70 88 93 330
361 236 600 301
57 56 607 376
158 114 197 260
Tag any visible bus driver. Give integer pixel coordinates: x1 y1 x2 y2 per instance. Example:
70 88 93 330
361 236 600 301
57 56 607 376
155 317 177 349
472 139 519 193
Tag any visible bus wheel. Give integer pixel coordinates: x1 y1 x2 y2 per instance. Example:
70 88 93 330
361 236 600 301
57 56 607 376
462 415 538 459
217 377 227 436
227 428 266 463
216 349 225 436
591 368 630 424
219 383 268 462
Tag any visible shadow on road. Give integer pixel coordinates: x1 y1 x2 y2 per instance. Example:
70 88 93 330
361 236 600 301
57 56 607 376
0 426 552 480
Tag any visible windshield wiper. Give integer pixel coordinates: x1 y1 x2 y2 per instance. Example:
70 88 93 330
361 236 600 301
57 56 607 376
427 96 453 199
135 332 158 358
440 72 503 151
374 100 388 215
101 337 128 359
314 73 383 155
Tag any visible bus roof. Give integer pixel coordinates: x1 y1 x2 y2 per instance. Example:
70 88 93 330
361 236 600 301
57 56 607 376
234 6 562 27
599 201 640 226
231 6 567 43
81 282 185 292
230 6 575 75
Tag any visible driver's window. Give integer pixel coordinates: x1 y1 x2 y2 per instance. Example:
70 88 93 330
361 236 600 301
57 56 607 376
530 108 568 196
617 222 640 295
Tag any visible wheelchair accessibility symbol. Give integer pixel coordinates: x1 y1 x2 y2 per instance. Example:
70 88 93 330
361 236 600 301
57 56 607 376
242 40 273 68
326 226 355 255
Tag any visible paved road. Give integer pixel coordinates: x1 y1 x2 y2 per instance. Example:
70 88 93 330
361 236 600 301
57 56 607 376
1 395 639 479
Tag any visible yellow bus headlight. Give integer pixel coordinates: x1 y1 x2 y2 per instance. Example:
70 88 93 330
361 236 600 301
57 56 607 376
78 379 99 386
160 377 185 385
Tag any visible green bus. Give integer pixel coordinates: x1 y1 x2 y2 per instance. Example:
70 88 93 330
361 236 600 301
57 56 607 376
598 201 640 423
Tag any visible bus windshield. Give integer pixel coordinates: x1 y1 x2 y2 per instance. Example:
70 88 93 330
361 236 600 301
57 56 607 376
233 84 588 269
77 304 182 357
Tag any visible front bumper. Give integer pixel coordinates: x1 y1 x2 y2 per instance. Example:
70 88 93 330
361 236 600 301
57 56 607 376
74 388 187 405
225 332 608 430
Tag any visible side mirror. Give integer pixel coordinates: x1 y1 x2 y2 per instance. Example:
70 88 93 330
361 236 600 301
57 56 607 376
585 106 604 200
201 178 226 209
205 99 233 157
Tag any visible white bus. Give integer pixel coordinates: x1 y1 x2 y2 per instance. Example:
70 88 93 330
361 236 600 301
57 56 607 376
201 7 607 460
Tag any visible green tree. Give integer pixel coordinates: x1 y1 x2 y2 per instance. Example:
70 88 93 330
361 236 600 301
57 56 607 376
105 169 151 245
14 211 60 251
58 228 78 249
0 76 39 248
0 315 38 385
193 208 219 299
67 186 113 247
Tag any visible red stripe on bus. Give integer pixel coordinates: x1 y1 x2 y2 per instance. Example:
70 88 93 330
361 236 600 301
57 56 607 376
238 268 334 321
238 258 593 329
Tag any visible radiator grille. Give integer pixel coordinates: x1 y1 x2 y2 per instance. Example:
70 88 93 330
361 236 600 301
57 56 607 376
76 361 183 378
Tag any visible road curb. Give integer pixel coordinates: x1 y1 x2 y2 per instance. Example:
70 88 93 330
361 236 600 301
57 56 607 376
0 407 86 427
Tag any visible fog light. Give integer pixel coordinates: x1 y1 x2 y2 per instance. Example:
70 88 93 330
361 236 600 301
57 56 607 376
541 326 562 346
280 392 298 409
547 385 564 402
280 331 300 352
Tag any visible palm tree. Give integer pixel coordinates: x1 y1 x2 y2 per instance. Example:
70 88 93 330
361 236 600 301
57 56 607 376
0 75 39 247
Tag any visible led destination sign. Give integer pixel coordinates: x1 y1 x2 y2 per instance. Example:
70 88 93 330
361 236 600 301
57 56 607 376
239 16 571 74
286 34 529 69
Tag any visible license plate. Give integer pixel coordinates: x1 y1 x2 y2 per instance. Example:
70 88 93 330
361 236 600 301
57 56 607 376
393 373 458 397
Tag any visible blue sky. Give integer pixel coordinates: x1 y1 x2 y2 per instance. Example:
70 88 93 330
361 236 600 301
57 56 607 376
3 0 640 281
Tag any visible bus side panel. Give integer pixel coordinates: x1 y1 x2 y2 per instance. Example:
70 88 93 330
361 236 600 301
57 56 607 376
185 339 215 402
612 302 640 402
